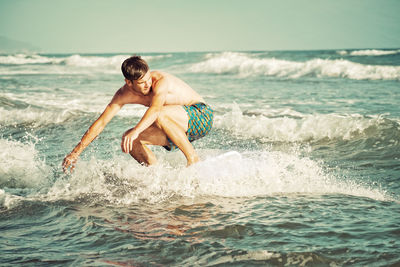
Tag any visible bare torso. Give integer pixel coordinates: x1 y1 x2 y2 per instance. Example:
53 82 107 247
116 71 204 107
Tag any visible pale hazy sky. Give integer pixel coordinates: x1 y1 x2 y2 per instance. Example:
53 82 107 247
1 0 399 53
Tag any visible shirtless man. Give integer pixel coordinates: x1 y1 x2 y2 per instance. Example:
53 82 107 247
62 56 213 172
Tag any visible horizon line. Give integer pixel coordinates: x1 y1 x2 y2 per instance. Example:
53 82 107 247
2 47 400 55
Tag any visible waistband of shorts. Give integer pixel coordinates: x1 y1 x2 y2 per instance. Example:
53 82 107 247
191 102 208 108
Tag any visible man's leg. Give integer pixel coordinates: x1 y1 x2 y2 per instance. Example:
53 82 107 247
128 126 169 166
127 105 199 166
155 105 200 166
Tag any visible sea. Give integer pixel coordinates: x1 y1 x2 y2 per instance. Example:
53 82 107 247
1 49 400 266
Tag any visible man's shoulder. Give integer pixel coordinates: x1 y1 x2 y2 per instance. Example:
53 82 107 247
151 70 174 83
151 73 171 93
151 70 166 77
112 86 126 99
111 85 132 104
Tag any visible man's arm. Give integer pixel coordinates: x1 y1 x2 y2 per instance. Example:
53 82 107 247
62 93 124 172
121 80 168 153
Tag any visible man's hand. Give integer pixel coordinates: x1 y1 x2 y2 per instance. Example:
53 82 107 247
62 152 79 173
121 128 139 153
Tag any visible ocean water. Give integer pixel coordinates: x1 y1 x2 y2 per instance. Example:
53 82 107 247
1 49 400 266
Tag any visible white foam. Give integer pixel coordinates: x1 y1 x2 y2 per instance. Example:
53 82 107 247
62 54 126 68
189 52 400 80
0 54 172 75
62 54 168 68
0 189 22 209
0 139 50 188
0 104 147 129
0 53 172 66
0 106 73 127
0 54 64 65
337 50 349 56
0 92 99 127
0 67 100 75
349 49 400 56
42 149 388 205
0 90 148 127
2 90 110 110
214 104 385 142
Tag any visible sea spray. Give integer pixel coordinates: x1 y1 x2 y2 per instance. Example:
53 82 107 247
0 139 50 189
42 149 388 205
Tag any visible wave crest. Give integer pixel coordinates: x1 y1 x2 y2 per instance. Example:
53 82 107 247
214 104 393 142
0 106 80 127
0 54 172 66
189 52 400 80
338 49 400 56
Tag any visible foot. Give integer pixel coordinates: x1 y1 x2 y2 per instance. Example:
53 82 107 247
186 154 200 166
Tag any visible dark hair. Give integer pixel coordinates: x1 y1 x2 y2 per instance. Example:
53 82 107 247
121 55 149 81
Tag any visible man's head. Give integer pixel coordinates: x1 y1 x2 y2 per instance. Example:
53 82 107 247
122 56 152 95
121 55 148 81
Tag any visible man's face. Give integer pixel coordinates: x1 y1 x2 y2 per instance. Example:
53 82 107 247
127 71 152 96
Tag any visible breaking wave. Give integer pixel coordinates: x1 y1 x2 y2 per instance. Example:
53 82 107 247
0 148 388 210
189 52 400 80
214 104 400 143
337 49 400 56
0 54 172 66
0 54 173 75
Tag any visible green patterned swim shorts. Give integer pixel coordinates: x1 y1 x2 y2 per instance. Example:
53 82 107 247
163 103 214 151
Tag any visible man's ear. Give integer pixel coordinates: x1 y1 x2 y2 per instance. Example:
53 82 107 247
125 79 132 86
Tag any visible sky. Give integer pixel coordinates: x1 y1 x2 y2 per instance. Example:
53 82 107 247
0 0 399 53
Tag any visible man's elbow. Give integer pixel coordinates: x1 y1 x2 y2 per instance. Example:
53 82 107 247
149 105 163 118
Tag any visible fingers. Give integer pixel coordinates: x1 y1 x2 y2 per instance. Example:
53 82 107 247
122 135 136 153
123 136 129 153
62 156 76 173
122 136 128 153
62 159 69 173
129 137 133 152
63 160 72 173
121 130 139 153
127 137 131 153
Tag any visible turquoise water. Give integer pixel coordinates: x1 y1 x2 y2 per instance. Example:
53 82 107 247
1 50 400 266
